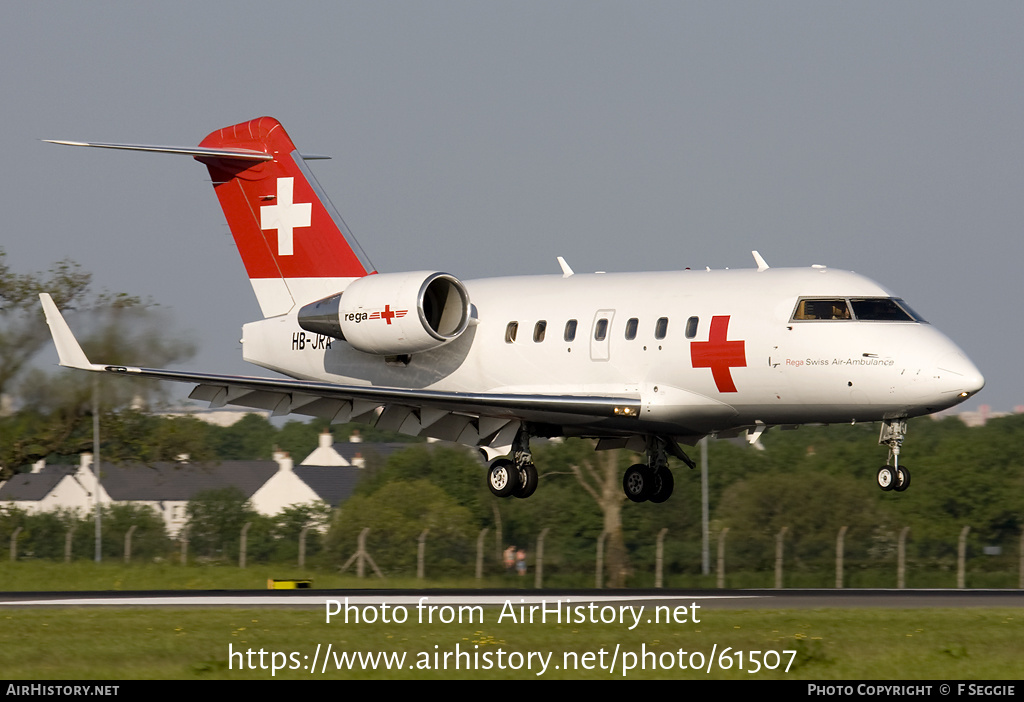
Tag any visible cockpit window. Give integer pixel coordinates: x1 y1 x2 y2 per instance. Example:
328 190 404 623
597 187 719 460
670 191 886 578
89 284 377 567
792 299 851 320
791 297 925 323
893 299 926 323
849 298 922 322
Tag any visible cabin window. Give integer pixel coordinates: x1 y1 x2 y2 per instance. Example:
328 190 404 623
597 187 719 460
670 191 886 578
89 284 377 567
685 316 699 339
594 318 609 341
505 321 518 343
654 317 669 340
625 318 638 340
533 320 547 342
564 319 577 342
792 299 851 321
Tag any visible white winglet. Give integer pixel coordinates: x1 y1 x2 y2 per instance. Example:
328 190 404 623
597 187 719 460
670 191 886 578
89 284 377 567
752 250 770 272
38 293 103 370
556 256 574 278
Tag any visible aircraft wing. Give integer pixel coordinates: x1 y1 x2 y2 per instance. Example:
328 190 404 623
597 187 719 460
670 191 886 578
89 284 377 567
39 294 641 454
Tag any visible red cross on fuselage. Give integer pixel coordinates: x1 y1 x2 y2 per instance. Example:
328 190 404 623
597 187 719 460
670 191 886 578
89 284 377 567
381 305 396 324
690 315 746 393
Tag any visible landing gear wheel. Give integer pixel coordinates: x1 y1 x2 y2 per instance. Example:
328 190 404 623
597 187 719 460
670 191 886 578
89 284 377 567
512 462 539 499
894 465 911 492
876 465 896 492
648 468 674 503
623 464 652 503
487 458 519 498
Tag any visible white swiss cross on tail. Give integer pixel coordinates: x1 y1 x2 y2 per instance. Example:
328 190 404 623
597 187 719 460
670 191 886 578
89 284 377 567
260 177 312 256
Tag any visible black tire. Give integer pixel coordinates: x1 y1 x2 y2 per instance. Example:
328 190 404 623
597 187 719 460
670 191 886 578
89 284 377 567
894 465 911 492
648 468 674 503
513 462 539 499
876 465 896 492
487 458 518 498
623 464 650 502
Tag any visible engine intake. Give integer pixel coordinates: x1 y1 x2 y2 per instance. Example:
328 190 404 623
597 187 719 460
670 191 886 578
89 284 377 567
298 271 470 355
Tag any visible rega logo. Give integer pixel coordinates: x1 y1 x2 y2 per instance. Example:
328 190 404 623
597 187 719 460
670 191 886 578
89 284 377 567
345 312 369 324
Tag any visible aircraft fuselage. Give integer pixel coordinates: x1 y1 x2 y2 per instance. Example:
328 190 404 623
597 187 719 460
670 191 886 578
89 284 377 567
240 265 983 443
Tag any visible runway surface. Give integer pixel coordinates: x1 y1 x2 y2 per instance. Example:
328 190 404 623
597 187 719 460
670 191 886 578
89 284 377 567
1 588 1021 608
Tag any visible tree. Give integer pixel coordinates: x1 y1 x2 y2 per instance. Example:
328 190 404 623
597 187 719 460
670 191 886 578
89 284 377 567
326 480 475 576
0 506 77 560
566 444 631 587
99 503 172 561
184 487 262 561
355 444 490 525
208 413 277 460
0 249 93 399
0 504 171 562
271 501 333 563
0 251 195 476
718 471 887 574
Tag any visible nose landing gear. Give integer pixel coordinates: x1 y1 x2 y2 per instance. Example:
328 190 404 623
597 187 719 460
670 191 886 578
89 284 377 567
878 419 911 492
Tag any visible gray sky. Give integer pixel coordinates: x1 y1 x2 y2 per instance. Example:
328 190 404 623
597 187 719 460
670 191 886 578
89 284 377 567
3 2 1021 413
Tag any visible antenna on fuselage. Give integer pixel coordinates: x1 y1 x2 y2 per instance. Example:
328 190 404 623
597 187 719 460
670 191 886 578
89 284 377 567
752 251 770 272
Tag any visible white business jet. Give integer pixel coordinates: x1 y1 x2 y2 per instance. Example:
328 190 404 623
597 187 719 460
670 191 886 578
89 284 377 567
42 117 984 503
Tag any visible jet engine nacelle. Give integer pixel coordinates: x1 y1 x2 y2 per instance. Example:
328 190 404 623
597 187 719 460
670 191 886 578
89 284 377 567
297 271 470 355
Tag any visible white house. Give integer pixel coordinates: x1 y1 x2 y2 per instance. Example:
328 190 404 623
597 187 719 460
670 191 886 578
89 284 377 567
0 433 378 537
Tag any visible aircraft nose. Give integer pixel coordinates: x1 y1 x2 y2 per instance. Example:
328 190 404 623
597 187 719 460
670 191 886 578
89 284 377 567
934 350 985 400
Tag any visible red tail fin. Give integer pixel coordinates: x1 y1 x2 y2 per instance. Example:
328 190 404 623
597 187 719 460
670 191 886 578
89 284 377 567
197 117 375 317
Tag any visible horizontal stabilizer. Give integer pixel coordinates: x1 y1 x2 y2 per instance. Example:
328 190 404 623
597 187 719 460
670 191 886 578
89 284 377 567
43 140 329 162
43 140 272 161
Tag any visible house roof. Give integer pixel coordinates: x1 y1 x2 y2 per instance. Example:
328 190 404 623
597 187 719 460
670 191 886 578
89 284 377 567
1 459 367 507
97 461 278 501
0 465 78 501
0 441 435 509
292 465 362 506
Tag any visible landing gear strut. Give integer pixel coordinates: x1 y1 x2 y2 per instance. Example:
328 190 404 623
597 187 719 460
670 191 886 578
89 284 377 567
878 419 911 492
486 428 538 499
622 436 677 503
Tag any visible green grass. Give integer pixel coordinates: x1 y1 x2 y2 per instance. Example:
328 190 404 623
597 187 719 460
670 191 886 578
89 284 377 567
0 607 1020 679
0 560 536 591
2 559 1019 591
0 561 1020 680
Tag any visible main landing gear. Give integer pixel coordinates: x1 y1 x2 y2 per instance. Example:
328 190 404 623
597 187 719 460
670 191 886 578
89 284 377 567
877 419 911 492
486 432 691 503
486 429 538 499
622 436 682 503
